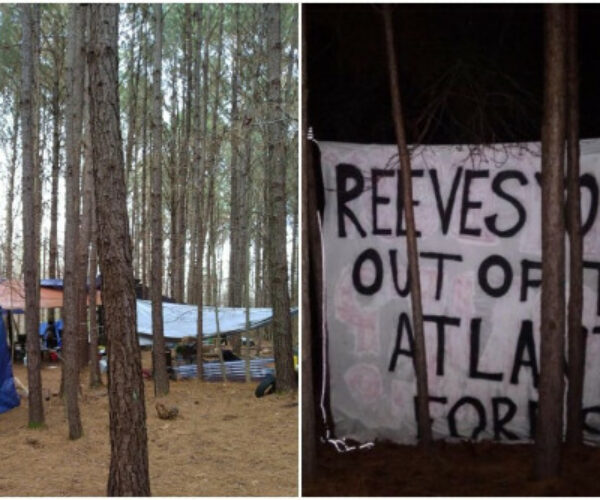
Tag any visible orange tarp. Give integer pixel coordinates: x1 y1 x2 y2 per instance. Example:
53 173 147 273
0 280 102 311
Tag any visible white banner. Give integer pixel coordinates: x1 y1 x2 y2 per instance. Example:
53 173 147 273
320 140 600 444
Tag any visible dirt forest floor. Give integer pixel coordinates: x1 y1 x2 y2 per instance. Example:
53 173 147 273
304 439 600 496
0 351 298 496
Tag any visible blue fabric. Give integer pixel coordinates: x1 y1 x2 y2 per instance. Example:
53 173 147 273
39 320 63 349
40 278 64 288
39 319 63 336
0 309 20 414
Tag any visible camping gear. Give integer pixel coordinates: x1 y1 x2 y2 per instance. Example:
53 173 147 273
0 308 20 413
255 374 276 397
171 357 274 382
255 352 298 398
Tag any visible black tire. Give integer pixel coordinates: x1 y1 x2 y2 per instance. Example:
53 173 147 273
255 374 276 398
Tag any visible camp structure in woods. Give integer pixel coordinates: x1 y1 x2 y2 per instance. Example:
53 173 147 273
0 3 298 496
302 3 600 496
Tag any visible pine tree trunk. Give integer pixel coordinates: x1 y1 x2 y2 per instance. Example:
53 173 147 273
88 5 151 495
62 3 86 441
176 7 192 304
4 100 19 280
78 59 94 371
125 5 140 187
20 3 44 427
254 218 262 307
169 62 179 299
534 3 567 480
88 189 101 388
141 152 148 290
130 9 143 278
141 11 149 292
194 3 206 380
207 5 224 309
383 6 432 445
48 55 60 284
265 4 296 392
87 72 101 388
32 6 42 303
151 4 169 397
229 5 243 356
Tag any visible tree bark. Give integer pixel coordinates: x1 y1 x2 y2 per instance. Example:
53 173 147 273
125 5 140 188
4 99 19 280
194 3 206 380
141 7 149 292
172 7 191 304
88 4 151 495
32 6 42 302
86 58 101 388
88 188 101 388
534 3 567 480
168 60 179 299
151 3 169 397
565 4 584 449
229 5 243 356
48 45 61 285
266 4 296 392
62 3 86 440
207 6 224 309
20 3 44 427
383 6 432 445
78 53 94 371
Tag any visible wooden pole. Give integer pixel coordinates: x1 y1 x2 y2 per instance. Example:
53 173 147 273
565 4 584 448
382 5 432 446
534 4 567 479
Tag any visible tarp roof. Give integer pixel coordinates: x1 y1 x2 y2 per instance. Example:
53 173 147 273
136 300 279 344
136 300 298 345
0 280 102 312
0 280 64 312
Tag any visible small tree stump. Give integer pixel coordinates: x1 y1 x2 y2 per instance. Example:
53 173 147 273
156 402 179 420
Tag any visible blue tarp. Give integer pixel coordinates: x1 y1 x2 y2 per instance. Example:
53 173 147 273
39 320 63 349
0 308 20 414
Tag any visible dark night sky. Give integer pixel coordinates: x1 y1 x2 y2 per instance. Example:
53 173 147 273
305 4 600 145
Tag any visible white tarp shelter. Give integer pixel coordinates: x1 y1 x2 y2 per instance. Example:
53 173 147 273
136 300 278 345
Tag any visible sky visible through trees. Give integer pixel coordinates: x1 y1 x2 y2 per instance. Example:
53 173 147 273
0 4 298 309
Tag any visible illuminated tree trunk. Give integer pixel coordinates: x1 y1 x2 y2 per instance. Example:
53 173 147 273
534 3 567 480
565 4 584 449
